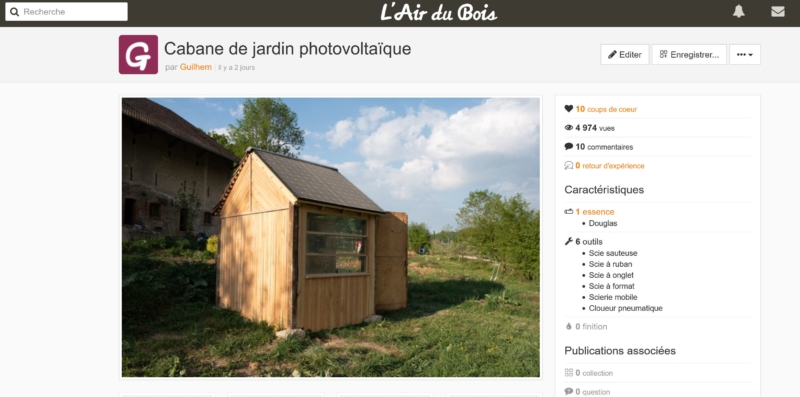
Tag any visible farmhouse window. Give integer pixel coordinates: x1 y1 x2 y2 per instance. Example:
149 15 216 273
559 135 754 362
123 198 136 225
305 212 367 275
149 202 161 219
179 208 188 232
203 212 212 225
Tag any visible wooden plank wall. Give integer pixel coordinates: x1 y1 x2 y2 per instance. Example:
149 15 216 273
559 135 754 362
295 207 376 331
297 275 371 332
219 158 252 217
375 212 409 311
217 152 297 329
218 210 292 329
251 156 296 210
219 153 295 216
367 213 376 314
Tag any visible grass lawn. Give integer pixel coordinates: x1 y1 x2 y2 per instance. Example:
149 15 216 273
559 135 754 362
122 247 540 377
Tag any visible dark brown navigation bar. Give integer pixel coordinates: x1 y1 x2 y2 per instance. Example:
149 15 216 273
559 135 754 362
1 0 797 27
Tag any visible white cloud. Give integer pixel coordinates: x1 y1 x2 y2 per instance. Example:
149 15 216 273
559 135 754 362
338 99 540 202
356 106 392 131
208 127 229 136
312 99 539 230
430 160 467 191
358 105 446 162
325 106 394 147
229 103 244 117
298 154 330 165
425 98 539 159
326 119 357 148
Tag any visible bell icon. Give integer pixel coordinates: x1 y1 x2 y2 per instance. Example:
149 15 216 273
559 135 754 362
733 4 745 18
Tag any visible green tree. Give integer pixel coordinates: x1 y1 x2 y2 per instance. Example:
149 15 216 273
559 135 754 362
437 224 457 243
456 190 540 281
207 129 235 154
226 98 305 159
174 182 201 236
496 194 540 280
408 222 432 253
456 190 503 261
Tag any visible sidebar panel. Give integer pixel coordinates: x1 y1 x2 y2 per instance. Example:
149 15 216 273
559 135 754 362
555 96 760 397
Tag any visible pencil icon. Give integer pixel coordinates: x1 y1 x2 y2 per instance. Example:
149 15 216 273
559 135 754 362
608 50 618 59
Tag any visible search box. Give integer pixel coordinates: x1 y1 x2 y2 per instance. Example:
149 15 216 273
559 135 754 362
5 2 127 21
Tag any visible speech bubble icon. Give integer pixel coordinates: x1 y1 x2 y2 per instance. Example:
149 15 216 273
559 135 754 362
565 161 574 170
565 388 574 395
565 142 574 150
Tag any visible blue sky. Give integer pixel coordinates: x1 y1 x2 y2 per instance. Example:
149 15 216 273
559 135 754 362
151 97 540 232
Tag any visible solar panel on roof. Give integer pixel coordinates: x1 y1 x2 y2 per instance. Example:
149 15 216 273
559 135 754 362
253 149 384 213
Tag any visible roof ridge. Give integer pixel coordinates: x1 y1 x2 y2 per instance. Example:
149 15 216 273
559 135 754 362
247 147 338 171
242 148 385 214
122 98 239 163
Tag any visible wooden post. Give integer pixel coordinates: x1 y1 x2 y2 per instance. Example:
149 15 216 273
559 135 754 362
367 215 376 314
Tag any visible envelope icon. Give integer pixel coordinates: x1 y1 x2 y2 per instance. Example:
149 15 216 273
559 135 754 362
772 6 785 17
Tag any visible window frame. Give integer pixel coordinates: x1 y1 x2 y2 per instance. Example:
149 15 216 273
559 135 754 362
301 206 372 279
178 208 188 232
149 202 161 219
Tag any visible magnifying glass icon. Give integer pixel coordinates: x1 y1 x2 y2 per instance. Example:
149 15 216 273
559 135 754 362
10 7 19 16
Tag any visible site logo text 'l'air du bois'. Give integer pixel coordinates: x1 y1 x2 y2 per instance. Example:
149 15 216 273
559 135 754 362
119 35 159 74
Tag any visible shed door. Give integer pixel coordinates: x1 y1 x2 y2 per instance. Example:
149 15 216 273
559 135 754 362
374 212 408 311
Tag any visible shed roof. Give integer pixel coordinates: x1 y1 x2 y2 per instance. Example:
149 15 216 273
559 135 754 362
214 148 385 215
122 98 239 162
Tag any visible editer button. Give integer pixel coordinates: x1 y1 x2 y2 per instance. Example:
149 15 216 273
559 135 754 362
601 45 649 65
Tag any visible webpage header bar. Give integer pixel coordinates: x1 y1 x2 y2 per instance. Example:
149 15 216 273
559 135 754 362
0 0 796 27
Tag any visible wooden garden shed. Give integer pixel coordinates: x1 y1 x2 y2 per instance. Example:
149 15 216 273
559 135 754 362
212 148 408 331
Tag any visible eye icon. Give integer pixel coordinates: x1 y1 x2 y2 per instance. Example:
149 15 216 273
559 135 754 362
565 125 574 131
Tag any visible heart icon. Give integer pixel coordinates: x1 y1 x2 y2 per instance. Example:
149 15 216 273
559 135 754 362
565 105 574 112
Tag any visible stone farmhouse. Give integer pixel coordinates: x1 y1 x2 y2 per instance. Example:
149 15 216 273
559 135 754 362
122 98 238 239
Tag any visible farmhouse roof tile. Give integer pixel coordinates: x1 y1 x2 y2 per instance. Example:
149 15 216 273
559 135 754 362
122 98 238 162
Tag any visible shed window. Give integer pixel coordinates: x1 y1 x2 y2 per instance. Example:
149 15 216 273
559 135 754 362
305 213 367 275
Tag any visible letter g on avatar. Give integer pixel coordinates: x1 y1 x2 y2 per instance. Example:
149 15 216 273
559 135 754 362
126 42 150 71
119 35 158 74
